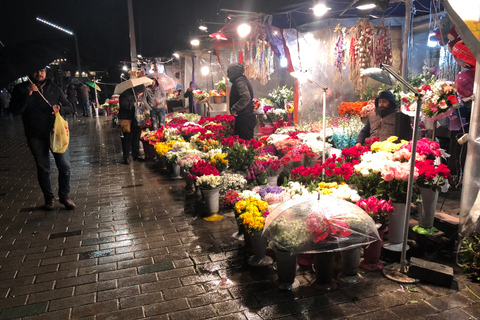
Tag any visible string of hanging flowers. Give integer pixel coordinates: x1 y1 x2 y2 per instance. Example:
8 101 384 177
333 24 347 84
349 19 375 94
375 23 393 66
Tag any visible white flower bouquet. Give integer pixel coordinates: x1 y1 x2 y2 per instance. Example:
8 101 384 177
238 190 261 201
196 174 222 189
221 173 246 191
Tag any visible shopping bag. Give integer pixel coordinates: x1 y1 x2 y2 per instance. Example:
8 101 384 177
50 113 70 153
118 119 131 133
135 106 146 128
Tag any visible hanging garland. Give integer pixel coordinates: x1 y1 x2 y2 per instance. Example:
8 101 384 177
333 24 347 84
375 22 393 66
348 19 374 94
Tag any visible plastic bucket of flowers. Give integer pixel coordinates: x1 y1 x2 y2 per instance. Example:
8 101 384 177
196 174 223 222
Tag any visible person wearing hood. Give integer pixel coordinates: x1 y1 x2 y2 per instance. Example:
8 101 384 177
9 68 75 210
145 78 167 130
355 90 412 146
227 63 256 140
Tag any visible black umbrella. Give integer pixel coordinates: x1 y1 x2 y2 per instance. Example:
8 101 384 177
0 41 65 88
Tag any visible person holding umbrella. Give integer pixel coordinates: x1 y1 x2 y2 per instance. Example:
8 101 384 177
118 84 148 164
9 68 76 210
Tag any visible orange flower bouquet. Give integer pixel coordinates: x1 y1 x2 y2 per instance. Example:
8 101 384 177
338 101 368 117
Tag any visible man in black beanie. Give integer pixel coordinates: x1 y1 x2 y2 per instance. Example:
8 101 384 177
227 63 256 140
355 90 412 146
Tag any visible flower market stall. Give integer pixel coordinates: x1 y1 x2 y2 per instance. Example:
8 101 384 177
104 0 480 289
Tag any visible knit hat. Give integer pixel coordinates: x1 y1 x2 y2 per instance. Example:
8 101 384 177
375 90 397 116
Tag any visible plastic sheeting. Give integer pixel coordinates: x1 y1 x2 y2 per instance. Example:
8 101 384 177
283 25 403 122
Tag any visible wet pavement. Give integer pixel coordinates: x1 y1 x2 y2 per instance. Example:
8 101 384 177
0 115 479 320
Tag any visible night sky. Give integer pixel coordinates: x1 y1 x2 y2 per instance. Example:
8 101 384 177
0 0 306 80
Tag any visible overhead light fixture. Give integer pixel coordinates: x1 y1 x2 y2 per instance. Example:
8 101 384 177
190 39 200 46
199 25 208 31
280 57 288 68
122 65 128 71
237 24 251 38
427 33 439 47
36 17 73 35
201 66 210 76
356 0 376 10
173 53 180 59
209 32 227 40
360 67 397 85
312 4 330 16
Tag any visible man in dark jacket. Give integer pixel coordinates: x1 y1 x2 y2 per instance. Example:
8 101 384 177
227 63 256 140
118 85 147 164
183 82 194 113
356 90 412 145
77 82 90 117
9 68 75 210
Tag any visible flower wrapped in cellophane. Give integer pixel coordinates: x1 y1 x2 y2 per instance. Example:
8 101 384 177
263 195 380 253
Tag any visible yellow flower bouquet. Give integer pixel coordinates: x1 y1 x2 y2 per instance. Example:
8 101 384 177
235 198 269 233
370 136 408 153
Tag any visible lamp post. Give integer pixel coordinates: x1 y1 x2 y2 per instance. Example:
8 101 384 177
361 64 423 282
291 71 328 164
36 17 82 80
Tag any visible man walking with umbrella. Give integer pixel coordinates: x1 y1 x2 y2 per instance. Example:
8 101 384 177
9 68 76 210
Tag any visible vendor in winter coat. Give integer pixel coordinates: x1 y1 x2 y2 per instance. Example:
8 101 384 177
355 90 412 146
227 63 256 140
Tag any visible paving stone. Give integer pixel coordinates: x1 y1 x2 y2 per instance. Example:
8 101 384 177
0 301 48 319
97 285 140 302
425 292 474 311
71 300 118 318
144 298 189 316
169 305 217 320
48 293 95 311
425 308 474 320
348 309 400 320
120 292 164 309
163 284 205 300
389 301 439 319
138 261 174 274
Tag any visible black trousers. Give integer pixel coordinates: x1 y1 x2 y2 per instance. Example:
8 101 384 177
233 114 256 140
121 123 142 161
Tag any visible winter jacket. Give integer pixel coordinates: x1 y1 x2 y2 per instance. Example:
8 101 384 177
227 64 254 117
9 79 72 139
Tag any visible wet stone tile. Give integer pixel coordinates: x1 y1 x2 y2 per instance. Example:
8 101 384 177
48 230 82 239
79 249 114 260
138 261 175 275
0 301 48 319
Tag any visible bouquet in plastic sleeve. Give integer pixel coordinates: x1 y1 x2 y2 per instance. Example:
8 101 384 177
263 196 380 253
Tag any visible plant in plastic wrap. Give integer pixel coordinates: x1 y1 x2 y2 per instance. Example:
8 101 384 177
263 195 379 253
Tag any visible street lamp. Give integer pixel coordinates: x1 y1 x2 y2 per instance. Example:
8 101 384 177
36 17 82 80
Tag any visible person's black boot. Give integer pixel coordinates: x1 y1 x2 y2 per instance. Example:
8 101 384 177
44 198 55 211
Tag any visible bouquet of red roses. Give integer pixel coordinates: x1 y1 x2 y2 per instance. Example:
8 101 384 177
320 155 355 184
189 160 219 181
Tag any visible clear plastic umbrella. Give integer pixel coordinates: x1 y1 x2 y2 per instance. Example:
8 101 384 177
263 195 380 253
148 73 177 92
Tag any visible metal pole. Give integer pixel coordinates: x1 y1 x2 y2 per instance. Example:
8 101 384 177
399 94 422 273
127 0 138 71
74 34 82 79
322 88 327 164
401 0 412 91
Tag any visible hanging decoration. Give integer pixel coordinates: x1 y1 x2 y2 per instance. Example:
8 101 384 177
242 21 275 85
348 19 375 94
374 22 393 66
333 24 347 84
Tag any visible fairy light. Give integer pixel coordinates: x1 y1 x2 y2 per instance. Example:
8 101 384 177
36 17 73 35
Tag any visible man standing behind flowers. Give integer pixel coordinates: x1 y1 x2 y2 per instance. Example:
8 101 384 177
355 90 412 146
227 63 256 140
